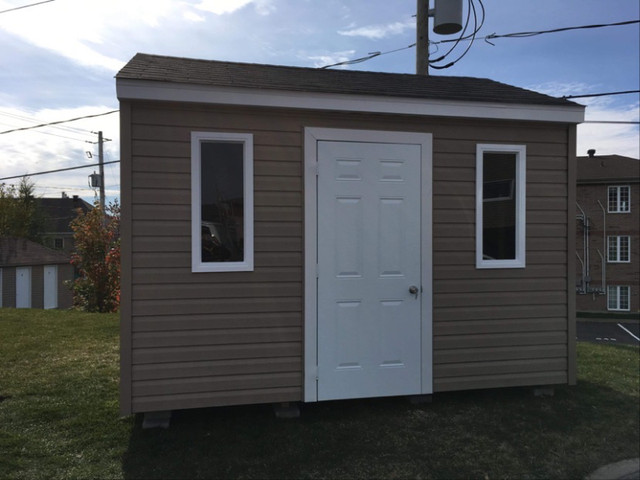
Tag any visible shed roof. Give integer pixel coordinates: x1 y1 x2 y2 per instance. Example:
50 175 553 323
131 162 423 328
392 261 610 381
577 154 640 184
0 237 70 267
117 53 578 108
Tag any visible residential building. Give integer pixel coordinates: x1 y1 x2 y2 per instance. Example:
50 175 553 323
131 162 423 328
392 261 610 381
576 151 640 313
39 194 93 253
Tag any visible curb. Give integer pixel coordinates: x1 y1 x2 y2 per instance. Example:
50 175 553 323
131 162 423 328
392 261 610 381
586 459 640 480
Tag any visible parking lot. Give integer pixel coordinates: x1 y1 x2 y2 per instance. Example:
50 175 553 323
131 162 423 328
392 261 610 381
577 320 640 346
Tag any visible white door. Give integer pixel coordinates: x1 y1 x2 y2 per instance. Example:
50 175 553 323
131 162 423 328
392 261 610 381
317 140 423 401
16 267 31 308
44 265 58 309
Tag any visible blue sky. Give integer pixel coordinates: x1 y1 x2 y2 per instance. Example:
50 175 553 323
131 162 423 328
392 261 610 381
0 0 638 204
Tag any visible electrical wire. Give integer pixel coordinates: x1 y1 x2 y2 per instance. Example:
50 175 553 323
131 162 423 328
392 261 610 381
430 0 485 70
320 44 416 69
563 90 640 100
0 160 120 181
0 0 54 15
0 110 119 135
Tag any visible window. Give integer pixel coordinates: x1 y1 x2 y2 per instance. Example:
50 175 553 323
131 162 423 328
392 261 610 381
608 235 630 263
191 132 253 272
607 285 630 311
608 185 630 213
54 238 64 250
476 144 526 269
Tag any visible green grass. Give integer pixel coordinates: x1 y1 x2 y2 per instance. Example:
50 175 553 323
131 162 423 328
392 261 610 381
1 309 638 479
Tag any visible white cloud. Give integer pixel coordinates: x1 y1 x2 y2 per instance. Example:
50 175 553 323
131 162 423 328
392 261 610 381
338 19 414 40
307 50 356 69
183 10 206 22
194 0 274 16
528 82 639 160
0 106 121 203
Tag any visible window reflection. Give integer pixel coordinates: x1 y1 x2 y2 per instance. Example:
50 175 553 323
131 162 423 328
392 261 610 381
200 142 244 263
482 153 516 260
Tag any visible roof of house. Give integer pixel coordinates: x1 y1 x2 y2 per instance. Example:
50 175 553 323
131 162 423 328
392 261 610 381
577 154 640 184
116 53 579 108
0 237 70 267
39 196 93 234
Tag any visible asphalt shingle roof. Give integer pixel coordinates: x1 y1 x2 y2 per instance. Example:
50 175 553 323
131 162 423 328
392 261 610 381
0 237 70 267
577 154 640 183
117 53 578 108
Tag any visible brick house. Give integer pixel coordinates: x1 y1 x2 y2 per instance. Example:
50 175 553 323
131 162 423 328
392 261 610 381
576 151 640 313
39 194 93 254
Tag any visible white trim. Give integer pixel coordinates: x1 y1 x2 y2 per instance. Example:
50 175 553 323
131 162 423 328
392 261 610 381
607 285 630 311
476 144 527 269
304 127 433 402
117 79 584 124
191 131 254 273
607 235 631 263
607 185 631 213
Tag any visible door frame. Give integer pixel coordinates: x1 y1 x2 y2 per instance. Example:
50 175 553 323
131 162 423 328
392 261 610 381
304 127 433 402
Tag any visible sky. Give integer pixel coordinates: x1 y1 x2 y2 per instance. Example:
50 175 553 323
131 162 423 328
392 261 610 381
1 0 638 205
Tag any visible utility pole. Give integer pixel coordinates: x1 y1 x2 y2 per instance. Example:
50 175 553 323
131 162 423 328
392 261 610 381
416 0 430 75
98 130 105 212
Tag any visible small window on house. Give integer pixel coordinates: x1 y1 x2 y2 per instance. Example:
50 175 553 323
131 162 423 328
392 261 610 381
608 185 630 213
191 132 253 272
608 235 630 263
476 144 526 269
54 238 64 250
607 285 630 311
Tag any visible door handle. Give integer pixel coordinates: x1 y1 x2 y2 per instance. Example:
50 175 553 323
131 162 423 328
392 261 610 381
409 285 419 298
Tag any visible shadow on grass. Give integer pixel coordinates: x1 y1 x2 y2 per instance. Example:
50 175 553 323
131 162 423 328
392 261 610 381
121 381 640 480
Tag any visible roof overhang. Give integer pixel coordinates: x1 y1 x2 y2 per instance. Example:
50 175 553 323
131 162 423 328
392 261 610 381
116 79 585 124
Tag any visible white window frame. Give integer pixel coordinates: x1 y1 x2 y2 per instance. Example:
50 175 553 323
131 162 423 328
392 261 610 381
607 235 630 263
607 285 630 311
191 131 254 273
476 144 526 269
607 185 630 213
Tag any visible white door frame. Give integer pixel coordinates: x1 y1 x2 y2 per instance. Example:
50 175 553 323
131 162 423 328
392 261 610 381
304 127 433 402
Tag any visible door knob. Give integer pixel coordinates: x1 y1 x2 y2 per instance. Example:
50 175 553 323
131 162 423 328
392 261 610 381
409 285 419 298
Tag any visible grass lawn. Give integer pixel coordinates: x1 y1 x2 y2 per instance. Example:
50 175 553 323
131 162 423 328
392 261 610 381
0 309 638 479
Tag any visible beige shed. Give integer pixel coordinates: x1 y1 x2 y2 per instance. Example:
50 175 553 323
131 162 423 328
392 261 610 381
116 53 584 416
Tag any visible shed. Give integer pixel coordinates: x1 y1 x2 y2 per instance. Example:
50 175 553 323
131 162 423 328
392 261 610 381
116 53 585 416
0 236 73 309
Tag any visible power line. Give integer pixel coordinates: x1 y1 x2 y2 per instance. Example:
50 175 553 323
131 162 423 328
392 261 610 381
0 0 54 15
0 110 119 135
325 17 639 70
563 90 640 100
0 160 120 182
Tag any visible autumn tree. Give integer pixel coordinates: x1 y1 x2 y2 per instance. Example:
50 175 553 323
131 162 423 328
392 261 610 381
69 200 120 313
0 177 47 242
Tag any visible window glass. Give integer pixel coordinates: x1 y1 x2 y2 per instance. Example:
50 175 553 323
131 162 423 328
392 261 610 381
200 142 245 263
476 144 526 269
482 153 517 260
608 186 630 213
191 132 253 273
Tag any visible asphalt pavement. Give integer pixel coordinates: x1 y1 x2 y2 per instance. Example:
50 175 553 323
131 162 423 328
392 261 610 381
577 320 640 346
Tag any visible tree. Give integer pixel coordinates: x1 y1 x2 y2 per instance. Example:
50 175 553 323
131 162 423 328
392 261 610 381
68 200 120 313
0 177 46 242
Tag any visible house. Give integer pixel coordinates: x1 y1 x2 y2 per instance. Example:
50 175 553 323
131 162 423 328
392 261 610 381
39 194 93 253
0 236 73 309
575 151 640 313
116 53 585 417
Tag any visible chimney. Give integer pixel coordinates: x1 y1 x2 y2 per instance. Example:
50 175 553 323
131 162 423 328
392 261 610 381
588 149 596 158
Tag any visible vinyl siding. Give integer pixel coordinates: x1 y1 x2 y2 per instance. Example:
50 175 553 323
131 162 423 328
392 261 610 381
121 100 572 414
